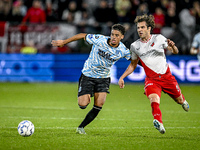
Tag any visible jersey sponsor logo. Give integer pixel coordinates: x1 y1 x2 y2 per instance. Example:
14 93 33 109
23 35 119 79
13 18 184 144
88 34 93 39
95 35 99 39
98 49 116 62
140 49 163 57
116 50 120 55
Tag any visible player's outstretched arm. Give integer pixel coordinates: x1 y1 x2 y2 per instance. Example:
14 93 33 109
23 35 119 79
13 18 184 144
51 33 87 47
118 59 139 89
167 39 179 54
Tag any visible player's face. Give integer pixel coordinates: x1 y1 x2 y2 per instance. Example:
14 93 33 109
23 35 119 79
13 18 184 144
137 21 151 40
110 30 124 47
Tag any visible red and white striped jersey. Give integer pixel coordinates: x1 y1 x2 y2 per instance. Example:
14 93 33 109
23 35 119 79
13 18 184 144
130 34 169 77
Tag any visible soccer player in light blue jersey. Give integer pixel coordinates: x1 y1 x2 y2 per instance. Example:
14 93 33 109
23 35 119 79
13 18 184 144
190 32 200 66
51 24 131 134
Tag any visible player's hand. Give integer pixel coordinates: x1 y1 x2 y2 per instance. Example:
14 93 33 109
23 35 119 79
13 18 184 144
167 39 175 47
51 40 65 47
118 78 125 89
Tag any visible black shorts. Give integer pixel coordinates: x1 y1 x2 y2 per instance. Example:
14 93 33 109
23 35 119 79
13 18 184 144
78 74 111 97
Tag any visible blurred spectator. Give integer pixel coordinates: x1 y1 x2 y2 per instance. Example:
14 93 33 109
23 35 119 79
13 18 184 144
190 32 200 66
0 22 9 53
0 0 12 21
9 0 27 23
20 40 37 54
1 0 199 54
179 7 196 54
62 1 82 24
82 0 98 14
75 9 97 33
160 0 169 11
45 0 59 22
93 0 118 35
161 2 179 38
167 0 176 9
22 0 46 24
56 0 69 21
136 2 149 16
93 0 118 24
122 22 139 48
193 0 200 30
165 7 179 28
176 0 193 14
23 0 34 9
147 0 162 14
153 7 165 34
115 0 131 23
128 0 140 22
107 1 119 24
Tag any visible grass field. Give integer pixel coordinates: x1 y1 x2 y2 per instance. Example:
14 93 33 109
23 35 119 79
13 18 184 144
0 82 200 150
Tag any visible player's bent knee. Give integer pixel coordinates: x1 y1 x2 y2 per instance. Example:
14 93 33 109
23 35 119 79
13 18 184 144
78 103 89 109
95 102 104 107
79 105 87 109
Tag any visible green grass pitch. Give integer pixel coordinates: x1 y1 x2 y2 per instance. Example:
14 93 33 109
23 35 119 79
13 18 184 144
0 82 200 150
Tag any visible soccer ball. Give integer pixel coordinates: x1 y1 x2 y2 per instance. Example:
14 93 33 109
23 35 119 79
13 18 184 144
18 120 35 137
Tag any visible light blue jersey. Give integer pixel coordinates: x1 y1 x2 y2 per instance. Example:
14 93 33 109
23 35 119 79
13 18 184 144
82 34 131 78
192 32 200 52
191 32 200 65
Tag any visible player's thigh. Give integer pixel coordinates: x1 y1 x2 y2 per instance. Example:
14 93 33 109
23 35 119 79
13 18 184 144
78 74 95 97
144 80 162 98
94 77 111 94
94 92 107 107
78 94 91 106
162 78 182 99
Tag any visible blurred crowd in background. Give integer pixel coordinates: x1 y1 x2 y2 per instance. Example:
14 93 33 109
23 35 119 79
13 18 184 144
0 0 199 54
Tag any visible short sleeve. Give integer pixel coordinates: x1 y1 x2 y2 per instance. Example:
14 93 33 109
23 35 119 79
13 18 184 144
130 44 138 60
124 48 131 60
158 34 168 49
192 34 199 48
85 34 102 45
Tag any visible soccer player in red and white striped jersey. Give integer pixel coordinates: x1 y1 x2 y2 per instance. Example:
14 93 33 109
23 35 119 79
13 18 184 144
118 14 189 134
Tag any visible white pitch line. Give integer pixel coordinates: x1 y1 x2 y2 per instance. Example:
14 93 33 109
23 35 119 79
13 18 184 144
0 105 69 110
0 126 200 130
1 105 200 114
1 116 200 122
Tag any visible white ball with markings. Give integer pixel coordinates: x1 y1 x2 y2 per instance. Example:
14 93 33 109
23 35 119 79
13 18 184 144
18 120 34 137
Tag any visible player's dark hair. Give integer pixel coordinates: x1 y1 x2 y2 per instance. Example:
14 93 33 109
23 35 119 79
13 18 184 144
134 14 155 31
112 24 126 35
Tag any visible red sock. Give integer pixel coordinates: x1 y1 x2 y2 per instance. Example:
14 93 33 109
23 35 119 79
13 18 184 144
151 102 162 123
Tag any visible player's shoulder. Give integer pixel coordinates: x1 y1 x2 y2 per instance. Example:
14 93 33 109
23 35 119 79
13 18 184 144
130 39 140 48
196 32 200 36
152 34 165 39
131 39 140 45
119 42 129 51
194 32 200 39
152 34 167 43
87 34 105 40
